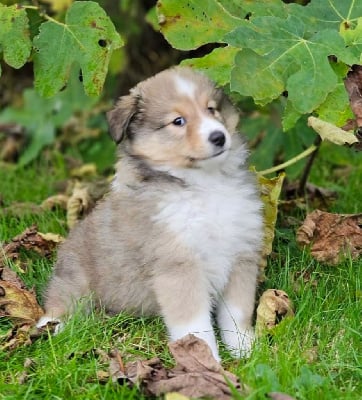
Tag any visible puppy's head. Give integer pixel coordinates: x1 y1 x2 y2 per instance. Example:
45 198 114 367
107 67 239 169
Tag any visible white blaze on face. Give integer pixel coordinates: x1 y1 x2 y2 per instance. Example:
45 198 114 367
199 116 231 148
174 76 196 98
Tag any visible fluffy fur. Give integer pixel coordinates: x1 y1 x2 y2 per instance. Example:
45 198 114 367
37 67 263 361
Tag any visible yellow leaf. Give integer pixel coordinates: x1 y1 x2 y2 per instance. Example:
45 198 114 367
42 0 73 12
257 172 285 280
165 393 191 400
308 116 358 145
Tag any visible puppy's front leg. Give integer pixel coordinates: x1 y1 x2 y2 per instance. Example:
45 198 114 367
217 259 259 358
153 267 219 361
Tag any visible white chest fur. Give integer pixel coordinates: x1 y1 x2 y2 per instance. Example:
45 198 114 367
152 167 262 294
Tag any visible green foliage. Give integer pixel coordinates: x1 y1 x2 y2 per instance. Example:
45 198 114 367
0 1 123 97
0 69 98 166
33 1 123 97
0 4 32 74
155 0 361 131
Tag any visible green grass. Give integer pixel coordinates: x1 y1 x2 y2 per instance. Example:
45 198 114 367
0 142 361 399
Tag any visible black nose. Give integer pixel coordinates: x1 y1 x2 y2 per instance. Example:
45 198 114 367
208 130 226 147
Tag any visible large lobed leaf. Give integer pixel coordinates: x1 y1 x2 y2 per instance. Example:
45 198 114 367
33 1 123 97
225 15 355 114
155 0 242 50
156 0 361 131
0 4 32 75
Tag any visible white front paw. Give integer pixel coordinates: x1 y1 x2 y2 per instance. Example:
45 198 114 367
222 328 255 358
36 316 63 334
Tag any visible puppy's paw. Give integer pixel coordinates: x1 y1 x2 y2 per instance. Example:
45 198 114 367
36 316 63 334
222 328 255 358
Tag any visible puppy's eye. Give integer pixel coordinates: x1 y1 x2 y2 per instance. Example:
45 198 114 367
207 107 216 115
172 117 186 127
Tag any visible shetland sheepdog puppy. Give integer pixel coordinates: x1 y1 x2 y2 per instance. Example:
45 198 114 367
37 67 263 361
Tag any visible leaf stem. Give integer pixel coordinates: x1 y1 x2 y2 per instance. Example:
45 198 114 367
258 144 319 175
23 5 65 27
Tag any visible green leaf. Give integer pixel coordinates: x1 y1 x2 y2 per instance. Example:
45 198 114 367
298 0 362 32
0 68 97 165
282 100 302 132
0 4 32 74
340 16 362 63
231 49 285 105
316 62 353 126
181 46 238 86
156 0 242 50
33 1 123 97
226 15 349 113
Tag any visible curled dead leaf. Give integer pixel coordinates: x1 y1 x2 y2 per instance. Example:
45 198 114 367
256 289 294 335
308 116 358 146
70 163 98 178
66 182 94 228
1 225 61 262
41 194 69 211
0 280 43 324
66 179 109 228
258 172 285 281
297 210 362 265
109 335 247 399
1 324 33 352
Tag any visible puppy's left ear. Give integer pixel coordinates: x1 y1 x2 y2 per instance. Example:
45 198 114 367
220 95 240 133
106 94 138 144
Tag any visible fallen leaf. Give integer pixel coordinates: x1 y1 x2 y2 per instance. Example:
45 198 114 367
37 232 64 244
165 393 191 400
308 116 358 146
258 172 285 281
256 289 294 335
41 194 69 210
66 179 109 228
17 357 36 385
0 267 26 289
1 225 62 264
296 210 362 265
70 163 98 178
109 335 248 399
66 182 94 228
0 280 43 324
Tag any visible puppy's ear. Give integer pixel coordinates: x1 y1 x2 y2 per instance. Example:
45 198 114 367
106 94 138 144
220 95 240 133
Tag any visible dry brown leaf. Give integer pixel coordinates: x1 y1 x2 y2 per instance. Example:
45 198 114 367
66 179 109 228
0 267 26 289
148 335 246 399
296 210 362 265
258 173 285 281
41 194 69 210
66 182 94 228
256 289 294 335
109 335 247 399
1 324 33 351
1 225 61 262
0 280 43 324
